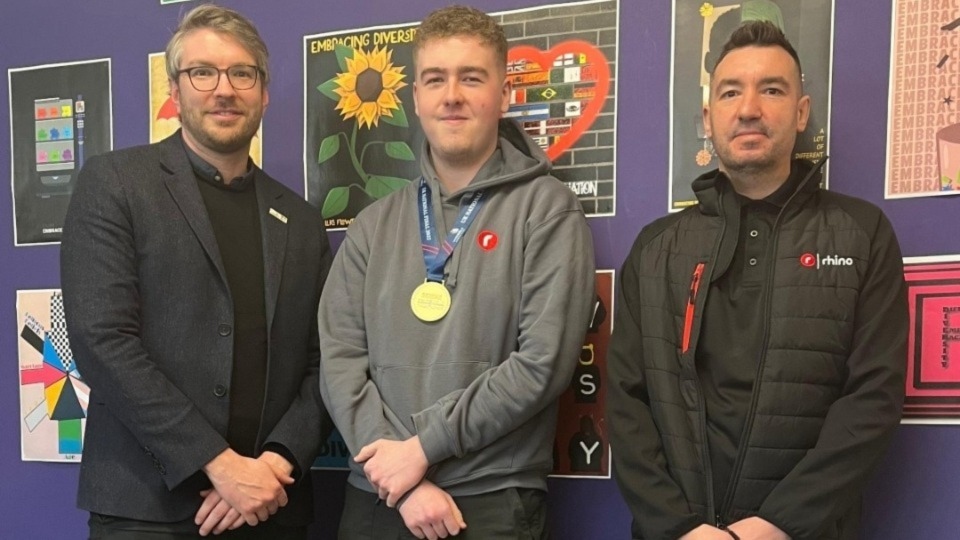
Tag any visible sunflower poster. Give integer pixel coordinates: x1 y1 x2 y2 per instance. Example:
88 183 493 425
304 24 420 230
304 1 619 230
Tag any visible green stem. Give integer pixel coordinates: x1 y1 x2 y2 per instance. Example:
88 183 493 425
341 124 366 182
359 140 384 169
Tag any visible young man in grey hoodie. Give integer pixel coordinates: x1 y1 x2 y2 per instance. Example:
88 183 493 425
319 5 595 539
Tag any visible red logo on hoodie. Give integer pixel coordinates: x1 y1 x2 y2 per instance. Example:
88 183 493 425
800 253 817 268
477 230 498 251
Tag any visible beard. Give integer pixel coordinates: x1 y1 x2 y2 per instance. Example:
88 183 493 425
712 125 788 176
179 98 261 155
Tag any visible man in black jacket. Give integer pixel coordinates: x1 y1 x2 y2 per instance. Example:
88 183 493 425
607 21 907 540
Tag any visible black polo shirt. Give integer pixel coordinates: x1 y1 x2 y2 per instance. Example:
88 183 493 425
184 143 267 459
696 164 806 514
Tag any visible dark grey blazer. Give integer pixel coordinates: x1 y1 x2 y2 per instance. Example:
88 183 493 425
60 132 331 525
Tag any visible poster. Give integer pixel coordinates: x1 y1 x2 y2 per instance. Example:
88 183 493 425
551 270 612 479
148 52 262 165
902 255 960 424
885 0 960 198
17 290 88 462
304 0 618 231
8 59 112 245
669 0 833 211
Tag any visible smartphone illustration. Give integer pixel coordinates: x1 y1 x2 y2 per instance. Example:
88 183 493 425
33 96 77 197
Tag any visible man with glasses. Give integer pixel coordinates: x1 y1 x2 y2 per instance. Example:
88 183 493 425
61 5 330 538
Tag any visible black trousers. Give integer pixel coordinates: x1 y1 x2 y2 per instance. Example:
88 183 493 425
338 483 548 540
88 513 307 540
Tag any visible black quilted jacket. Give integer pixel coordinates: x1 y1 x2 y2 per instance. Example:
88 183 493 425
607 159 907 540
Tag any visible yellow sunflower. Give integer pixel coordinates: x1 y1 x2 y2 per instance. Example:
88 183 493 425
333 46 407 129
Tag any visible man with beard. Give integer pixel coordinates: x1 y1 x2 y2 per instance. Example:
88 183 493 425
607 21 907 540
61 5 330 538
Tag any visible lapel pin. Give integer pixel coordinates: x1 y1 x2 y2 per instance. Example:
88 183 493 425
269 208 288 224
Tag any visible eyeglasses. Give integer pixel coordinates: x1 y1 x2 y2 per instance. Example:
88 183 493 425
176 65 262 91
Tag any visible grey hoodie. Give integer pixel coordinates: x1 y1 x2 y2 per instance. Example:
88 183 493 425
319 120 595 495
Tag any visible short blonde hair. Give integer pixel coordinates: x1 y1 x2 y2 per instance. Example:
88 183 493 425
165 4 270 86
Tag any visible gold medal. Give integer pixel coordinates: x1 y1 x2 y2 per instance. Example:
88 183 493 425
410 280 451 322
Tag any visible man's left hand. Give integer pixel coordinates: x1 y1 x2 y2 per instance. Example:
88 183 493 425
726 517 790 540
195 489 246 536
355 436 428 507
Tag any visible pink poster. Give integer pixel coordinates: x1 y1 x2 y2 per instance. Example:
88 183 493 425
903 256 960 422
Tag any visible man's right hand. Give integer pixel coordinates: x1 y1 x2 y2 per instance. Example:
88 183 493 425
679 524 737 540
202 448 293 525
397 481 466 539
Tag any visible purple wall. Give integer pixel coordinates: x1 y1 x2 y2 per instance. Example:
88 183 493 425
1 0 956 537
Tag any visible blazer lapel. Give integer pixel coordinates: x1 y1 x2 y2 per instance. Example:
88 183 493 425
256 175 288 333
158 135 229 287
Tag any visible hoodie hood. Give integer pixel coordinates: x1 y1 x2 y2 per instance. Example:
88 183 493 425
419 119 552 199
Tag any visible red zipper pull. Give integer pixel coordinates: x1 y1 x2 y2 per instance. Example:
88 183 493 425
682 262 705 353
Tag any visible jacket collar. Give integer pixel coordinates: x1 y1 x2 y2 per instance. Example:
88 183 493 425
693 156 828 216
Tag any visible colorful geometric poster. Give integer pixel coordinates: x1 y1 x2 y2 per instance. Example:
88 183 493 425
551 270 612 479
8 59 112 245
304 0 618 231
902 255 960 424
17 290 88 462
885 1 960 199
669 0 833 211
148 53 262 165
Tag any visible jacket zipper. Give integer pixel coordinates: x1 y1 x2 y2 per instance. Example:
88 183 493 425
693 191 728 521
716 164 821 519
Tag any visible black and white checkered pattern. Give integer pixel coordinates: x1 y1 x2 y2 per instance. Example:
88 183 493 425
49 292 74 372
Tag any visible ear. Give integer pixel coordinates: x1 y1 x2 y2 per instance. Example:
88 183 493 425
702 104 712 138
412 81 421 117
796 94 811 132
261 86 270 111
500 77 511 114
170 79 183 116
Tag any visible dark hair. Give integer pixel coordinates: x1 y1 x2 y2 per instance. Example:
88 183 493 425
713 20 802 81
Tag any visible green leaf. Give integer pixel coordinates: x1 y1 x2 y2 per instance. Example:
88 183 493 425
317 134 340 164
334 44 354 72
384 141 416 161
317 78 340 102
365 175 410 199
381 103 409 128
321 186 350 218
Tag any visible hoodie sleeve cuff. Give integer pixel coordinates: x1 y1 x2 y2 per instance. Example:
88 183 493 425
412 406 455 465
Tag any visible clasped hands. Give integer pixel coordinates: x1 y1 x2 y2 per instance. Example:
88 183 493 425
194 449 294 536
356 436 466 539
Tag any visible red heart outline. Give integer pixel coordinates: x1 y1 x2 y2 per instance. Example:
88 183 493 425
507 40 611 161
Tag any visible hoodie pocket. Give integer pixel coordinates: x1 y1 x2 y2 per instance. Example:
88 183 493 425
374 361 490 425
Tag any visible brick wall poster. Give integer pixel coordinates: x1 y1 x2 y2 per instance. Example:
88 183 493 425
886 0 960 199
669 0 833 211
304 0 618 231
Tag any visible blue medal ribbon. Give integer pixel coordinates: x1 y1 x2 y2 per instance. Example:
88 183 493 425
418 177 485 282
